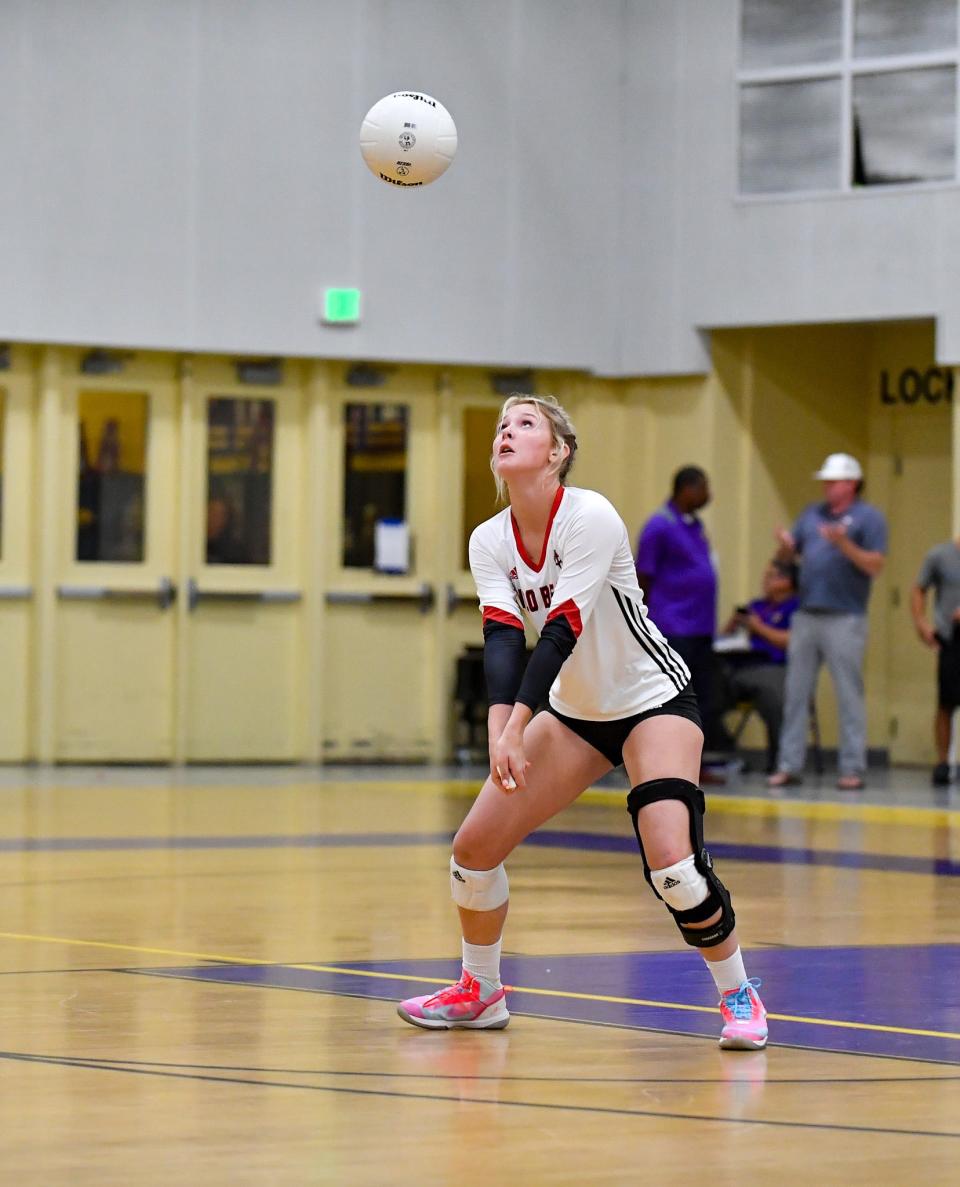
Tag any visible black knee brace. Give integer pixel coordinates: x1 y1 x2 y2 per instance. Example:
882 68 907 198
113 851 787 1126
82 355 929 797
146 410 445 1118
626 777 736 949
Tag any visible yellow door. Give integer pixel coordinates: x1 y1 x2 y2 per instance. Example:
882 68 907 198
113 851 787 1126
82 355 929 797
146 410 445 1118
49 350 179 761
179 358 306 761
321 367 504 763
322 370 439 761
439 375 508 762
0 350 37 759
883 400 952 763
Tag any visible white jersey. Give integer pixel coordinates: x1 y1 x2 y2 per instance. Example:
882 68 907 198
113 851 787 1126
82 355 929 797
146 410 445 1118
468 486 690 720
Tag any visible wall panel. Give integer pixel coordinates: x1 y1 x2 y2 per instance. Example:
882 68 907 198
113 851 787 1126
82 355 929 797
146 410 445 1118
0 0 623 372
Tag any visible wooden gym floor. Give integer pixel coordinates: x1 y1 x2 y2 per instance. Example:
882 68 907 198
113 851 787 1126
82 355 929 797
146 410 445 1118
0 763 958 1185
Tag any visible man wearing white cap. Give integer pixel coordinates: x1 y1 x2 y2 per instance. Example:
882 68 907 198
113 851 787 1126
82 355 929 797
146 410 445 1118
768 453 887 790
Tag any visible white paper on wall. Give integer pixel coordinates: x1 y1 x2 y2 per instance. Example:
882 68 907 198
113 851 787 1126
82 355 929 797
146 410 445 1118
374 519 410 574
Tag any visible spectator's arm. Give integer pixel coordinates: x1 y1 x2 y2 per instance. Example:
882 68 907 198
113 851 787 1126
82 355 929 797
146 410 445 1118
828 530 885 577
822 508 887 578
910 583 938 649
774 527 797 562
746 613 789 653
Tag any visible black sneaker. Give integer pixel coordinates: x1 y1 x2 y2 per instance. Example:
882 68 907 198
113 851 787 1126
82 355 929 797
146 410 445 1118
932 762 950 787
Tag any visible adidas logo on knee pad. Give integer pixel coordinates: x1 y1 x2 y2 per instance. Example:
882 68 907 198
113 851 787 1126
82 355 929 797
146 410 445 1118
449 858 510 911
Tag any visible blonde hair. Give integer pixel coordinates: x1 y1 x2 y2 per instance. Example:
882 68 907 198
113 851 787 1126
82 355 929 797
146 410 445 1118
491 394 578 503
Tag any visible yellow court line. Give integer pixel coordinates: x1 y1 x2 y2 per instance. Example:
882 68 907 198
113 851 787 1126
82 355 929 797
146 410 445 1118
551 786 960 827
690 793 960 829
307 777 960 828
364 778 960 828
2 929 959 1043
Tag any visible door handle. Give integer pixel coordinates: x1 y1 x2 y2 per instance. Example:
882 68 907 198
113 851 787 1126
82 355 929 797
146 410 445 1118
0 585 32 600
187 578 302 612
326 583 435 614
58 577 176 610
445 584 476 615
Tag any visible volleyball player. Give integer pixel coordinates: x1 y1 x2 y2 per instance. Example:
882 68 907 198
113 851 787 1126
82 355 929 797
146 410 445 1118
397 396 767 1049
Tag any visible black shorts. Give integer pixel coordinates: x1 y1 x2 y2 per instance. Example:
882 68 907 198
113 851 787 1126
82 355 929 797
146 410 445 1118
547 684 702 769
937 631 960 709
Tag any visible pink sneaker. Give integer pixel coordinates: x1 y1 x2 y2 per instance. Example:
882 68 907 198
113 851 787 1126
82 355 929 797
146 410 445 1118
398 971 510 1030
719 978 768 1050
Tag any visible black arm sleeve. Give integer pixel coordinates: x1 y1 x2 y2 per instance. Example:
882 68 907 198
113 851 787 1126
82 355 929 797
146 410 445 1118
514 617 578 711
482 620 528 706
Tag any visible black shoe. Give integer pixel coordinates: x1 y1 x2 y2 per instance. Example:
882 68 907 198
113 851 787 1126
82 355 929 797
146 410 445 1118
932 762 950 787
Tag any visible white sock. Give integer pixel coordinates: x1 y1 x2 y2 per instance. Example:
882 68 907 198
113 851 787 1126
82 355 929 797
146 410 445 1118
462 938 502 987
704 947 747 994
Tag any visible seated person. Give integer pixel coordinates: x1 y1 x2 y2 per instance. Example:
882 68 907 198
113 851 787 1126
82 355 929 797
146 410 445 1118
717 560 800 772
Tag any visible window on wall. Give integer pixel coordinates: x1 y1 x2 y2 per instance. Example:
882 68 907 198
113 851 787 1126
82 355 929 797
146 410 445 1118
342 403 408 568
76 391 148 563
738 0 959 195
205 397 274 566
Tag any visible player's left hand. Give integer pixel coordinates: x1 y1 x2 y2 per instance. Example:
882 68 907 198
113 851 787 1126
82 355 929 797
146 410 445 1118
490 728 530 793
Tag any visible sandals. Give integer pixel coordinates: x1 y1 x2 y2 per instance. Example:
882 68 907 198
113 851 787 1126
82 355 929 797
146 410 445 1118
766 771 802 788
767 770 866 790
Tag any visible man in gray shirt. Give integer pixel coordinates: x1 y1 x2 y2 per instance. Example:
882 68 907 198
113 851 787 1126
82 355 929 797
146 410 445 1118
768 453 887 790
911 539 960 786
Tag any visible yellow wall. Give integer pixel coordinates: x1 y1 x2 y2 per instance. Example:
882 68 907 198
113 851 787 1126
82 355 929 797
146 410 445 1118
600 321 948 764
0 327 951 765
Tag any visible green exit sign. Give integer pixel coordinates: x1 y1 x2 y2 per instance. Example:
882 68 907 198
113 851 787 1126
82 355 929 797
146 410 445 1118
323 288 362 324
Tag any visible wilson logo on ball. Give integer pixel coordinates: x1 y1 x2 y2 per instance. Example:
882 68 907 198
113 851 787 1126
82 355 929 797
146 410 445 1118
360 92 457 187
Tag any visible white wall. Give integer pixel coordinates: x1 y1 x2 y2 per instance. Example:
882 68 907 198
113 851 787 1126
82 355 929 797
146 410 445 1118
621 0 960 374
5 1 960 375
0 0 624 371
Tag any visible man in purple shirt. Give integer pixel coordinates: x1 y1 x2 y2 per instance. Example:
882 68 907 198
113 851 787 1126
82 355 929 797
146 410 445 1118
636 467 724 757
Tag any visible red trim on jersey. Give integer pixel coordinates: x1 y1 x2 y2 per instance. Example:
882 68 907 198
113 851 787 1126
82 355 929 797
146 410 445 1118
546 598 583 638
482 606 524 630
510 486 565 574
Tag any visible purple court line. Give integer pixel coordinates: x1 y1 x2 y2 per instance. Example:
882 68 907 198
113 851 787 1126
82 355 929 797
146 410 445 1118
141 943 960 1065
0 829 957 877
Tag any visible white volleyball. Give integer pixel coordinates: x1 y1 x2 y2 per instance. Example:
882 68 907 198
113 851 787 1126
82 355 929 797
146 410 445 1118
359 92 458 187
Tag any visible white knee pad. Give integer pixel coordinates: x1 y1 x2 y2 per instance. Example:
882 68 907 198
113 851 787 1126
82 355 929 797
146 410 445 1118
450 857 509 911
650 854 709 912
